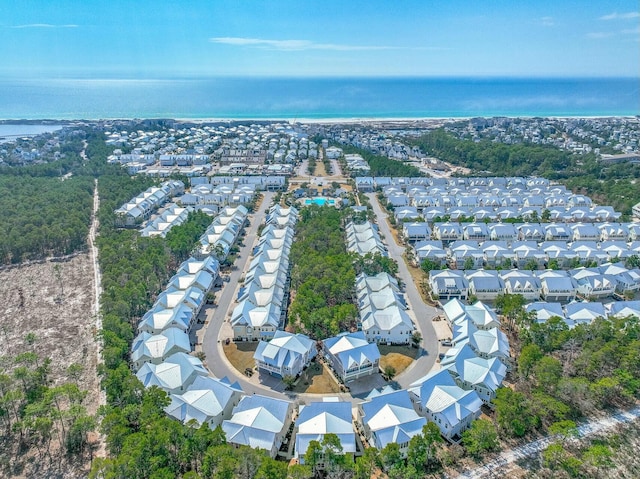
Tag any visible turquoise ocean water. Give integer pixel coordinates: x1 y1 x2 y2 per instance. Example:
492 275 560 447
0 77 637 120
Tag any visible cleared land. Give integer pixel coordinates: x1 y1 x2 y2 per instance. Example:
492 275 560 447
223 341 258 374
379 344 420 376
293 361 341 394
0 254 100 478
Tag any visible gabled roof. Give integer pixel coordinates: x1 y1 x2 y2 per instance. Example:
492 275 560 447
165 375 242 426
410 369 482 427
222 395 291 451
361 390 426 449
136 352 208 393
131 327 191 368
441 344 507 392
324 332 381 370
254 331 315 369
296 401 356 457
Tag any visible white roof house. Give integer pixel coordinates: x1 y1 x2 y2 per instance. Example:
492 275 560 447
408 369 482 441
165 375 243 428
346 221 387 257
177 256 220 277
564 302 606 327
222 394 293 458
138 304 194 334
135 352 208 394
359 389 426 455
525 302 566 323
452 323 510 362
295 400 356 462
322 332 381 382
606 301 640 319
131 327 191 370
357 273 413 345
440 344 507 403
254 331 317 378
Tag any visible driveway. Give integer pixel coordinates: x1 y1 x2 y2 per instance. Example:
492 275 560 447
365 192 440 388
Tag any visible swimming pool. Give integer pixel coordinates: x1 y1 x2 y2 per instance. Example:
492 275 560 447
304 197 336 206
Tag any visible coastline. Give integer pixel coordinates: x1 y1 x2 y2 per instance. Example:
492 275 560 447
2 115 638 124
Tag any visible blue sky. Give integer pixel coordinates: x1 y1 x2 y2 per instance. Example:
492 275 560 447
0 0 638 78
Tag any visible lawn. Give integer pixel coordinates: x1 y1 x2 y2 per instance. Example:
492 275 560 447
292 361 342 394
378 344 420 376
223 341 258 373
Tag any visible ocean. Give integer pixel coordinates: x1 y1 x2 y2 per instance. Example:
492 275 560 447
0 77 637 120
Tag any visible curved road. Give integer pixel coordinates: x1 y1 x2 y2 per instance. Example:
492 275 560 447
200 187 440 403
365 192 440 388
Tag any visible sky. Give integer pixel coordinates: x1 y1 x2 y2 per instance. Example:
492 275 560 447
0 0 638 78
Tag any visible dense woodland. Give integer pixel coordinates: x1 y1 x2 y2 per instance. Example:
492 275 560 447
339 144 423 177
0 136 96 264
413 129 640 217
288 205 358 339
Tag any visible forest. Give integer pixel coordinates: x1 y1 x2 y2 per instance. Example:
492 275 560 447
288 205 358 339
413 129 640 217
484 293 640 477
338 144 423 177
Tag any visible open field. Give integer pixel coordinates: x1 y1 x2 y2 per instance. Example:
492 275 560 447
223 341 258 374
0 254 100 479
379 344 419 376
293 361 342 394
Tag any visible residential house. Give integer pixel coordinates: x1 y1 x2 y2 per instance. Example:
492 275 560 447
165 375 243 428
440 344 507 403
296 400 356 463
253 331 316 378
359 389 426 455
135 352 208 394
222 395 294 458
408 370 482 442
322 332 381 383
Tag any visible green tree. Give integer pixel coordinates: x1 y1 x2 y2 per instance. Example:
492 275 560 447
549 420 579 445
493 387 539 437
533 356 563 394
407 422 443 472
462 419 499 458
518 343 543 379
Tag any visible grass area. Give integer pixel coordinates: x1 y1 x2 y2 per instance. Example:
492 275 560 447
379 344 419 376
315 160 327 176
292 361 342 394
223 341 258 373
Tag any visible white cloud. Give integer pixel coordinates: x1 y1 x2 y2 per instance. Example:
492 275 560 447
209 37 394 51
599 11 640 21
621 26 640 35
11 23 78 29
587 32 614 39
539 16 555 27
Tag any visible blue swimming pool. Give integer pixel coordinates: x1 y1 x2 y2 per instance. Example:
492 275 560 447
304 197 336 206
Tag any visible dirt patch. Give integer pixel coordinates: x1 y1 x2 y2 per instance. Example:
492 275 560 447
0 254 100 478
293 361 341 394
223 341 258 374
378 345 419 376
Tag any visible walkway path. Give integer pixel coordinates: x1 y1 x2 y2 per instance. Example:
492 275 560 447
88 178 107 456
455 406 640 479
365 193 440 388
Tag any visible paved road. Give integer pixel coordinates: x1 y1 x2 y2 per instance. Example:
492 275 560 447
200 192 286 397
365 193 440 388
455 405 640 479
